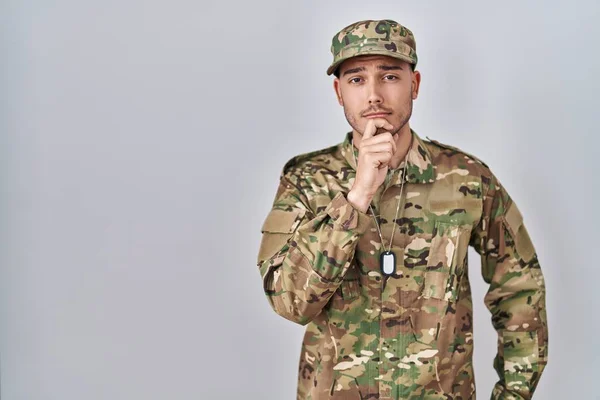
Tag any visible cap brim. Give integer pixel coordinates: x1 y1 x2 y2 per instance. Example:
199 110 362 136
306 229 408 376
327 50 416 76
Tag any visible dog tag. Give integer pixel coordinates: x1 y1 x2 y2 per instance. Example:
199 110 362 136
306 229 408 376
380 251 396 276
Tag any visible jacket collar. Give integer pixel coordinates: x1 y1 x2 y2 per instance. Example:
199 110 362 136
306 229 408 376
340 128 436 185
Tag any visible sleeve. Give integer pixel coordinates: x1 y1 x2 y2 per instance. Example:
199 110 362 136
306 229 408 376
469 171 549 400
256 170 372 326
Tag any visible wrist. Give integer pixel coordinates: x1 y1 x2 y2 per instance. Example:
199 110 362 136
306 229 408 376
347 188 372 213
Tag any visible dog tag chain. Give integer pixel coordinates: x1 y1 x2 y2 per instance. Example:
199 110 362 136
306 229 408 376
352 139 410 276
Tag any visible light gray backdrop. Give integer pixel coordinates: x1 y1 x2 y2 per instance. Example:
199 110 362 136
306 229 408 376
2 1 598 399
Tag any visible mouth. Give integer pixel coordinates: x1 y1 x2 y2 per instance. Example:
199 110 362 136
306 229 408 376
363 112 391 118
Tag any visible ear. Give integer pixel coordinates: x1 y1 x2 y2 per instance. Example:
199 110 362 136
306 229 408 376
411 70 421 100
333 78 343 106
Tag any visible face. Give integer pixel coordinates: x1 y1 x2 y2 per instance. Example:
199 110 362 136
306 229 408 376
333 55 421 138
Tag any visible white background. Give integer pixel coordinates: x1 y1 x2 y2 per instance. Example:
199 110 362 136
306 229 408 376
2 1 598 399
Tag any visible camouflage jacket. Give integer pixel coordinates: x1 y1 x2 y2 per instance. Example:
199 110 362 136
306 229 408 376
256 129 548 400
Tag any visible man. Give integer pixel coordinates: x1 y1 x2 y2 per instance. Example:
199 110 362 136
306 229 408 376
256 19 548 400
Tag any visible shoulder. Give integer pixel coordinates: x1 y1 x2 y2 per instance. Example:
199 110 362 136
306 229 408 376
424 135 507 200
281 142 344 177
424 136 490 169
423 135 500 196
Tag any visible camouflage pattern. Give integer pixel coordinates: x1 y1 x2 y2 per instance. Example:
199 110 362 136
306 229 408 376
256 129 548 399
327 19 418 76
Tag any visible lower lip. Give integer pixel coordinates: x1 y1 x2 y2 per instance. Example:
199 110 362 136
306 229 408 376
364 114 390 118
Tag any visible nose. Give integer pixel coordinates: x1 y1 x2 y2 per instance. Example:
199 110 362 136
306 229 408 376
366 80 383 105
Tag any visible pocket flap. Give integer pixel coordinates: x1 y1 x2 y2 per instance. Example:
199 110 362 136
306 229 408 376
257 208 307 266
504 201 523 233
261 208 306 233
422 270 450 301
503 201 535 262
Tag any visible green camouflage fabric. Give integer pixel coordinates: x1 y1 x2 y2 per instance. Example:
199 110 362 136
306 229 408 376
256 129 548 400
327 19 418 76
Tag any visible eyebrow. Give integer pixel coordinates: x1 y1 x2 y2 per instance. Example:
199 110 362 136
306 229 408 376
342 64 403 77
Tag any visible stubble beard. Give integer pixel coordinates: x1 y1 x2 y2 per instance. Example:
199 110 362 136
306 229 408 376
344 97 413 139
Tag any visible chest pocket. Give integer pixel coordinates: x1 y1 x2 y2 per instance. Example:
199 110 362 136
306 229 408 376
421 220 471 302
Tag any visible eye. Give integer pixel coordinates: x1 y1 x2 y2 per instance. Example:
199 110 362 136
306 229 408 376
383 75 398 81
348 77 363 84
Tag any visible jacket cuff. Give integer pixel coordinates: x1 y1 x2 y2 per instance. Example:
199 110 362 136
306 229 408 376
491 383 527 400
324 192 372 234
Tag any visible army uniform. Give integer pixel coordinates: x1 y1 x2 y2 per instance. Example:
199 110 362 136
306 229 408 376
256 19 548 400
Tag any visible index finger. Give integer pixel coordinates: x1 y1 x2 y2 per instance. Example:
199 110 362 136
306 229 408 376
363 118 394 140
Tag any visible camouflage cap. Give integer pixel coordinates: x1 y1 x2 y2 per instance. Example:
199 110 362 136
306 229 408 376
327 19 418 76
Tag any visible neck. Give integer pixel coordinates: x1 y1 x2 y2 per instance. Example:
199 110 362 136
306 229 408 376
352 124 413 170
